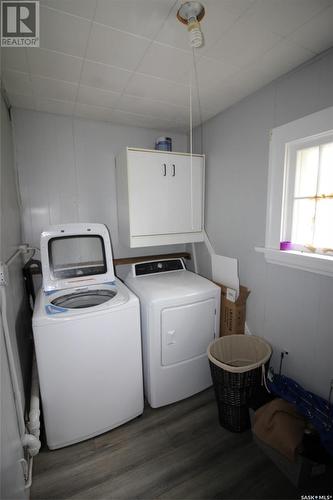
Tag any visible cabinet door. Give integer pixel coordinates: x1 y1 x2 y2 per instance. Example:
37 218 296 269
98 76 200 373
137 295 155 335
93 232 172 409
128 151 203 236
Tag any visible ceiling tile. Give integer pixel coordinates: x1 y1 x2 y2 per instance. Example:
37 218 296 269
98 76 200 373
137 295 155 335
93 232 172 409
77 85 120 108
3 70 33 96
5 0 331 133
35 97 75 115
258 39 316 83
189 55 239 88
220 66 279 104
201 40 316 117
205 13 283 68
137 42 193 83
156 0 244 52
94 0 175 39
8 93 35 110
179 82 237 123
74 102 115 121
31 75 78 101
1 48 29 72
114 94 157 115
27 48 83 82
40 0 97 20
40 6 92 57
86 23 151 70
116 94 189 121
288 6 333 54
217 0 256 17
125 73 190 106
104 109 177 131
80 60 132 92
194 65 278 120
245 0 331 37
194 79 240 113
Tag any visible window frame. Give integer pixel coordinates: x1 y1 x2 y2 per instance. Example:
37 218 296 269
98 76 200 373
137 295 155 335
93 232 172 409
282 132 333 254
257 105 333 277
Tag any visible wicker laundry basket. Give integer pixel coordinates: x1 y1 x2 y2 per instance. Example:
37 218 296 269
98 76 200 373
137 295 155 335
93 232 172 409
208 335 272 432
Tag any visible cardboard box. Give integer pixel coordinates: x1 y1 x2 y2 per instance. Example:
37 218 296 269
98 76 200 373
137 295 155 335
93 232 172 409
249 410 327 487
214 283 250 336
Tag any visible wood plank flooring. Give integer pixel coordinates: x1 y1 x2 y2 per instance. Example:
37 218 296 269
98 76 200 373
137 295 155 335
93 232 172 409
31 389 331 500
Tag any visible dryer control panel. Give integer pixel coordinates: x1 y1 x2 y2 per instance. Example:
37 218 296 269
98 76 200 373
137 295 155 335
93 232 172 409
133 259 185 276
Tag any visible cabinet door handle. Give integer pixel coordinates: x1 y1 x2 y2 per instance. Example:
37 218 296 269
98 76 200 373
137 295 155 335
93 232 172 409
162 163 166 176
172 164 176 177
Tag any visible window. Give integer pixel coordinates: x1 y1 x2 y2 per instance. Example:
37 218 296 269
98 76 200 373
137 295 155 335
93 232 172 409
283 137 333 256
257 105 333 277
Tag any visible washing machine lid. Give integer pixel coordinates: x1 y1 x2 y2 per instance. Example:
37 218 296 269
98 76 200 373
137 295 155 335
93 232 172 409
40 223 115 292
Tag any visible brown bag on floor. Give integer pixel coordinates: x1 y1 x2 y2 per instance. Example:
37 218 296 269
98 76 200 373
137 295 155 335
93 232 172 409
253 398 306 462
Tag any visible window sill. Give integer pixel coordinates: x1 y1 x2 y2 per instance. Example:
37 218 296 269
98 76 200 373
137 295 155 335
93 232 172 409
255 247 333 277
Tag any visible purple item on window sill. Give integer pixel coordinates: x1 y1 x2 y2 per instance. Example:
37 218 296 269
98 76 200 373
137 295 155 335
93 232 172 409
280 241 293 251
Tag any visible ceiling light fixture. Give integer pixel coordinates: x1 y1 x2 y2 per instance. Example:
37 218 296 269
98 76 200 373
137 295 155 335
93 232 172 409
177 1 205 49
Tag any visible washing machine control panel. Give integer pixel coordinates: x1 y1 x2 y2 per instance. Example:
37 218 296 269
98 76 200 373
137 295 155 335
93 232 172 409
134 259 185 276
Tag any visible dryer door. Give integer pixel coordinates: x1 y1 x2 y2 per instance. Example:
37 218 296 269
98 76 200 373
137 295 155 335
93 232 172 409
161 299 216 366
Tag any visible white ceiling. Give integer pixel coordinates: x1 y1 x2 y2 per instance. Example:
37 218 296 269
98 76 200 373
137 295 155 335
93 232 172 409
2 0 333 132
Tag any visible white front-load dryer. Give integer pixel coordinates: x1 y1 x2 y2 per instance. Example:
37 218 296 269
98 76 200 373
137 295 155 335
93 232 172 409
125 259 221 408
33 223 143 449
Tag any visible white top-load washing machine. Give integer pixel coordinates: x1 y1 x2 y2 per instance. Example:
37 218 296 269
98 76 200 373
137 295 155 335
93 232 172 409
125 259 220 408
33 223 143 449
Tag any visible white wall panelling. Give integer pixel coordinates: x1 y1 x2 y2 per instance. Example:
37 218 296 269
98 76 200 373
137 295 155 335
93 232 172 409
0 98 30 499
193 48 333 399
13 110 188 258
0 324 28 500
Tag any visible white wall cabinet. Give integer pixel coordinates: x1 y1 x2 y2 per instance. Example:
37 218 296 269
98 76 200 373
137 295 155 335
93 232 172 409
116 148 205 247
